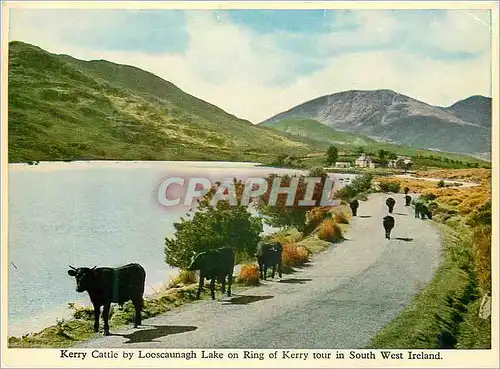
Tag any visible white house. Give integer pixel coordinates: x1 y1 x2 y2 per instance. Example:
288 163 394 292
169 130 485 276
355 155 372 168
335 161 351 168
388 156 413 169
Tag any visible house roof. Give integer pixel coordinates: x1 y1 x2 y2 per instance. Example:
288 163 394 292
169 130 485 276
356 155 372 161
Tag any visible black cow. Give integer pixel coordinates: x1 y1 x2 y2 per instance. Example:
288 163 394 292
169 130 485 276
383 216 395 239
257 242 283 280
405 195 412 206
386 197 396 213
420 204 433 220
414 202 422 218
350 199 359 217
404 187 410 195
188 246 235 300
67 263 146 336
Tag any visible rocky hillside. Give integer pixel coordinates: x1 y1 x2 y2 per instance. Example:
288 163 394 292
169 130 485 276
261 90 491 160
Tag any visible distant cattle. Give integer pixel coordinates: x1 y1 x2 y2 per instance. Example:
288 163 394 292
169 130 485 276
420 204 433 220
188 246 235 300
383 216 395 239
385 197 396 213
404 187 410 195
67 263 146 336
350 199 360 216
257 242 283 280
414 202 432 219
405 195 412 206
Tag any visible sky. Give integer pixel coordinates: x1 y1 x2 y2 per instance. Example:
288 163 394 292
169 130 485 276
8 8 493 123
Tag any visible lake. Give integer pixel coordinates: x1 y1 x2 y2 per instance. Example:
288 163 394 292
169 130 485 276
7 161 357 336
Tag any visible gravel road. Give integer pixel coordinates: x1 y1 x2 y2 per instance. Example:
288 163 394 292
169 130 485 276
76 192 441 349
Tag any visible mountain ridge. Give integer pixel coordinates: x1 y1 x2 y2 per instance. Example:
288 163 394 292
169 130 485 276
7 41 489 164
260 89 491 159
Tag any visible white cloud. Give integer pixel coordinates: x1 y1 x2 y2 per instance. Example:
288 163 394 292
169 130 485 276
426 10 491 53
8 9 492 123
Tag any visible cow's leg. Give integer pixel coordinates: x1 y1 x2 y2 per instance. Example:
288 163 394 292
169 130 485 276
133 299 142 328
227 273 232 297
209 277 216 300
271 264 276 279
221 275 226 294
196 274 204 299
102 302 111 336
263 265 267 280
278 261 283 278
93 303 101 333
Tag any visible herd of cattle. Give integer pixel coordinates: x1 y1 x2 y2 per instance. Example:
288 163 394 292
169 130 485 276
375 186 432 240
67 186 432 336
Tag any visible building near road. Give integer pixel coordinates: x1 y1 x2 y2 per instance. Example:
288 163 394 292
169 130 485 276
335 161 351 168
388 156 413 169
355 155 372 168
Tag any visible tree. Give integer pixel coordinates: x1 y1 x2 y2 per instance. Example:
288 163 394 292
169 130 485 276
326 146 338 166
256 169 331 235
377 149 390 165
355 147 365 155
387 152 398 160
164 180 263 269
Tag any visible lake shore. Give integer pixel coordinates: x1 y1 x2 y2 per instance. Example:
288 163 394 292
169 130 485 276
9 160 352 337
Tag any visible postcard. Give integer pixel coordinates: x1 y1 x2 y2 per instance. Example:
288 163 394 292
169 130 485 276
1 1 498 368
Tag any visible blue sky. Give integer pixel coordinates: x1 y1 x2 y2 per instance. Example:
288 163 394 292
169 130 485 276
8 7 493 122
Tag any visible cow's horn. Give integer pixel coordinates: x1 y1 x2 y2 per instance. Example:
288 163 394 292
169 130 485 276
69 265 77 270
91 265 97 271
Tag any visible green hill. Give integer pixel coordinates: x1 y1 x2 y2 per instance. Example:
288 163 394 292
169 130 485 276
260 117 378 147
262 117 487 165
7 41 325 163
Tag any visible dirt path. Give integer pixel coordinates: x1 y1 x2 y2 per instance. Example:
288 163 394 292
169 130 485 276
76 192 441 349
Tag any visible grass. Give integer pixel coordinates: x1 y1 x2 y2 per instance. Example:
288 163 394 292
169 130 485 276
8 41 324 164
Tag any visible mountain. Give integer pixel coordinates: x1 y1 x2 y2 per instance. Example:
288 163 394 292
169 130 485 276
7 41 325 163
260 90 491 160
445 95 492 128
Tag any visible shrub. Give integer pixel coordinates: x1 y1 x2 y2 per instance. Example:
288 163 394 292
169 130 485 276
333 212 349 224
282 244 310 267
168 270 197 288
334 173 373 201
304 207 331 235
317 219 343 243
267 228 304 245
379 181 401 193
472 225 491 294
165 198 263 268
238 264 260 286
421 190 438 201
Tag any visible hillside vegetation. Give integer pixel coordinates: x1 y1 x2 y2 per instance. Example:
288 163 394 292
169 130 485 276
8 41 326 163
262 118 486 167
